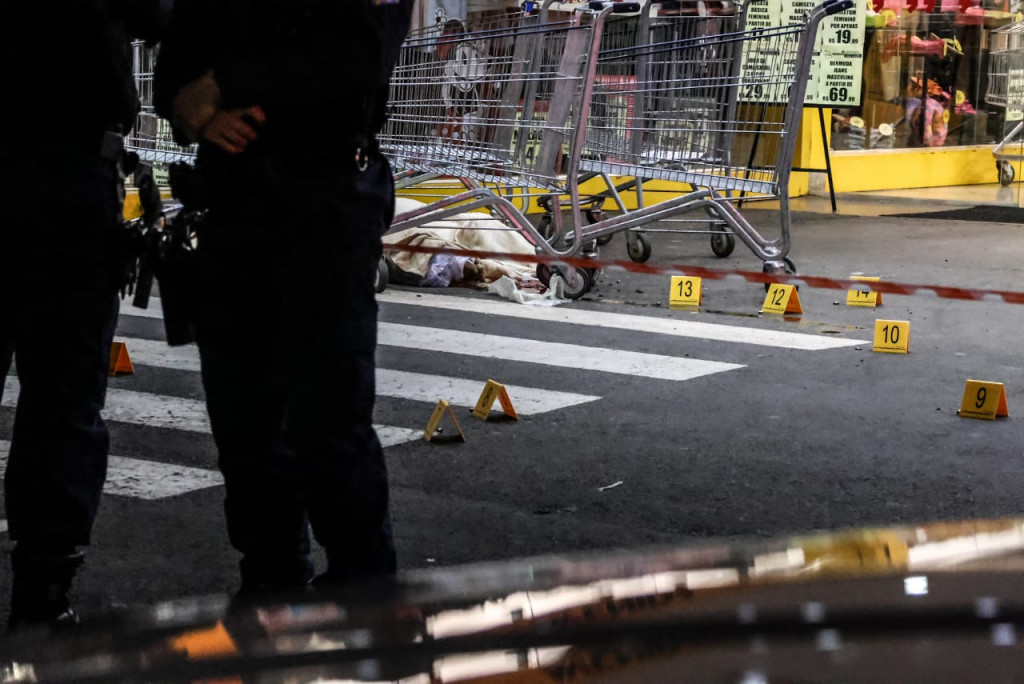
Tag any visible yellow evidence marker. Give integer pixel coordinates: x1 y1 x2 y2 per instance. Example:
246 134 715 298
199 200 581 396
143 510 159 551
872 319 910 354
958 380 1009 420
108 341 135 376
473 379 519 421
669 276 701 308
847 275 883 307
761 283 802 315
424 399 467 442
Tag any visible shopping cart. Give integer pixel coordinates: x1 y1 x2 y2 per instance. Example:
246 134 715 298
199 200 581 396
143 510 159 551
125 41 197 185
985 20 1024 186
574 0 854 282
380 2 637 298
579 0 752 264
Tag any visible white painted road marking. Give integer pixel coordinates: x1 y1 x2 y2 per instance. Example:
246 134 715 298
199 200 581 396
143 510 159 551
1 285 849 504
103 338 601 414
376 425 429 448
124 299 164 320
0 439 222 500
0 289 792 504
382 369 600 414
378 290 867 351
130 293 864 351
0 519 7 534
2 377 423 448
380 323 744 382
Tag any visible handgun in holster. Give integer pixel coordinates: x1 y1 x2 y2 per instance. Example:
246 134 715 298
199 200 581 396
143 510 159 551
125 163 202 346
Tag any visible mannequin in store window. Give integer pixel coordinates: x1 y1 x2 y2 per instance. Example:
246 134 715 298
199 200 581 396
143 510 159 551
906 76 950 147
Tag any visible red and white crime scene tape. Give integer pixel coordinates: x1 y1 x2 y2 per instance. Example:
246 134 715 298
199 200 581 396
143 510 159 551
384 243 1024 305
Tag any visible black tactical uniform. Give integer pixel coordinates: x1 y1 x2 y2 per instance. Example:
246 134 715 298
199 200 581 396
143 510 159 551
0 0 166 627
154 0 413 593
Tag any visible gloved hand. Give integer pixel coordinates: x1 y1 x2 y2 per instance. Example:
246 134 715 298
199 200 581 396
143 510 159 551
199 106 266 154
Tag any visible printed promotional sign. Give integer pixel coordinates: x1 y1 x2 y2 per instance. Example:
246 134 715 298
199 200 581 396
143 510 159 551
739 0 866 106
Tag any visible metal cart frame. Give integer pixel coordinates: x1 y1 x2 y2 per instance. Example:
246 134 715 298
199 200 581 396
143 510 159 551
985 20 1024 186
573 0 853 283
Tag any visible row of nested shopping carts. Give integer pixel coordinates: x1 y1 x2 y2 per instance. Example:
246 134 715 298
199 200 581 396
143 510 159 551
381 0 853 297
124 0 853 299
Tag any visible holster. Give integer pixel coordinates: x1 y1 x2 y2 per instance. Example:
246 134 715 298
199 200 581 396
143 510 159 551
168 161 210 211
153 210 203 346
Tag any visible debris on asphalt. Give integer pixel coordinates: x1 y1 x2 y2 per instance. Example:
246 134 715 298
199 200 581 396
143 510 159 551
598 480 623 492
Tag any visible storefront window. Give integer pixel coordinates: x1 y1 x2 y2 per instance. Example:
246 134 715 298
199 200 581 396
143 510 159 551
832 0 1022 150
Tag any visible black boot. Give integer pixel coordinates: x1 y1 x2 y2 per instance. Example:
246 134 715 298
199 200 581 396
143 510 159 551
8 546 84 631
231 554 314 606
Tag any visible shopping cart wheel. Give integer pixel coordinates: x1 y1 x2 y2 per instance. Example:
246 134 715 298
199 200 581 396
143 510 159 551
999 161 1015 186
537 214 555 242
560 267 592 300
536 262 552 287
762 257 796 292
375 257 389 294
626 232 651 263
586 209 613 246
710 225 735 258
536 218 552 244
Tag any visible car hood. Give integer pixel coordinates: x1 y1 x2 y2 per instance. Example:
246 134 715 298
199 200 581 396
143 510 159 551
4 516 1024 683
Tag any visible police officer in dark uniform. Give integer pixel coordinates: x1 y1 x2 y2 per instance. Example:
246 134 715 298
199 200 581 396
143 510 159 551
0 1 166 628
154 0 414 596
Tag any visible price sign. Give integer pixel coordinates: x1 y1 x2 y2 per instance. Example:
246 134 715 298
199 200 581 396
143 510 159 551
815 55 862 106
670 276 702 308
872 319 909 354
1007 69 1024 121
958 380 1010 420
739 0 865 106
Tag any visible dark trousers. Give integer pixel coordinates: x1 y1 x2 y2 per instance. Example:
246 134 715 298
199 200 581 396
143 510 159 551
197 155 397 584
0 150 122 549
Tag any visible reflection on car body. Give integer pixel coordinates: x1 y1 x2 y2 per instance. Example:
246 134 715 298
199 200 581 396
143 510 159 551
4 517 1024 682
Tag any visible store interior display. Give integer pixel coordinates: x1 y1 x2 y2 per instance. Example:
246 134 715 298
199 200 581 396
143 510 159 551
832 0 1022 150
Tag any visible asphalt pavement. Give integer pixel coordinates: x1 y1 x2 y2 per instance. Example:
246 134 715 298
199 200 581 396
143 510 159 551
2 189 1024 623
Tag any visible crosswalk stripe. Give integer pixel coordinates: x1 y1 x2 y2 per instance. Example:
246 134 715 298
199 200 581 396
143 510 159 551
106 327 738 384
0 439 222 500
122 300 162 319
381 368 598 413
102 337 601 414
378 290 867 351
107 322 736 384
377 425 429 448
125 293 864 351
380 323 743 382
2 377 422 448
